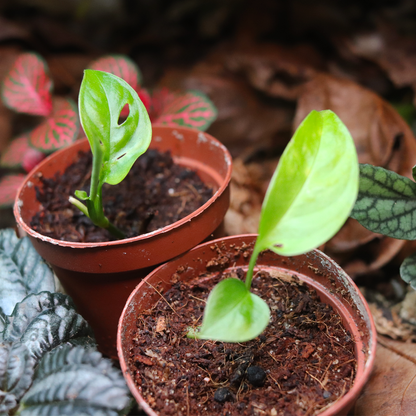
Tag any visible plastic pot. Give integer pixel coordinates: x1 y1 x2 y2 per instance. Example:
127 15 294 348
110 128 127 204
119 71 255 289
118 234 376 416
14 126 232 358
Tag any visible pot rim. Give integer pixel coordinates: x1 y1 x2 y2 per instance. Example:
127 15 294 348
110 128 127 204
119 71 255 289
13 125 232 248
117 234 377 416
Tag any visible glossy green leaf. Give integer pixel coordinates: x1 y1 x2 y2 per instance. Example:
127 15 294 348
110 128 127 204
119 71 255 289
2 292 94 362
0 342 35 414
0 229 55 316
17 345 132 416
189 278 270 342
400 253 416 290
256 110 359 256
351 164 416 239
79 69 151 186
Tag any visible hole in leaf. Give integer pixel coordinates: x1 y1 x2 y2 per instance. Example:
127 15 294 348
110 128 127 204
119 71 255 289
118 103 130 125
117 153 127 160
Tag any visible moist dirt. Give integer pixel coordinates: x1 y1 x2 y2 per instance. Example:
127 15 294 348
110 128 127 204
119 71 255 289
30 149 213 242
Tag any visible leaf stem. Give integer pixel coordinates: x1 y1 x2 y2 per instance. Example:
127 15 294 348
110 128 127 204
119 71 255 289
68 196 89 217
245 242 262 290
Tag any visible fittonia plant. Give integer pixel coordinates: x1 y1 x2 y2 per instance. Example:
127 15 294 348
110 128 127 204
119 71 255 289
69 69 152 239
188 109 359 342
350 164 416 289
0 53 79 208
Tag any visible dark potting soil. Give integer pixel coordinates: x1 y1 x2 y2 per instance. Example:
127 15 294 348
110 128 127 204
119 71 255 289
128 249 356 416
30 149 213 242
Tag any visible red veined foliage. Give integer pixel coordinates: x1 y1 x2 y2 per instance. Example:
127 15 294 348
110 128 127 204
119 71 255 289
0 174 26 208
152 89 217 131
29 97 79 153
1 53 53 116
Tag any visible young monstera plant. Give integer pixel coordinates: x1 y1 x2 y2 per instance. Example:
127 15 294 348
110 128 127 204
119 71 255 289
351 164 416 289
188 109 359 342
68 69 152 239
0 228 133 415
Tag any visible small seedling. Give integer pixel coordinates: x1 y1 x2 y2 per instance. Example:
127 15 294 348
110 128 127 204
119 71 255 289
69 70 152 239
188 110 359 342
351 164 416 289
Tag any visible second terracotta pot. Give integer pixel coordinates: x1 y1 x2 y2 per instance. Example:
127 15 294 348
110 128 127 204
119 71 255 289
14 125 232 358
118 234 376 416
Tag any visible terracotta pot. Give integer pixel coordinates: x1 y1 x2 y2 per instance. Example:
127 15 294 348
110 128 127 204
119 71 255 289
14 126 232 358
118 234 376 416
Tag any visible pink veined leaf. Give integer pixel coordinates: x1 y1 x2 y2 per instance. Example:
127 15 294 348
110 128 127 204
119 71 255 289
138 88 152 113
0 173 26 208
22 147 46 172
1 52 53 116
153 90 217 131
88 55 142 91
0 133 31 168
29 97 79 153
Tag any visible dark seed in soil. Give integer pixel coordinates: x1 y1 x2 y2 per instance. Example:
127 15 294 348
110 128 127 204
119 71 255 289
214 387 234 403
247 365 267 387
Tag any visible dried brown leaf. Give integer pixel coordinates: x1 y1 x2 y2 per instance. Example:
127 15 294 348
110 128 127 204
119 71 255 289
354 336 416 415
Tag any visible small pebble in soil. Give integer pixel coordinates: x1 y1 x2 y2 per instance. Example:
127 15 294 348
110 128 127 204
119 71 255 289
247 365 267 387
323 390 331 399
214 387 233 403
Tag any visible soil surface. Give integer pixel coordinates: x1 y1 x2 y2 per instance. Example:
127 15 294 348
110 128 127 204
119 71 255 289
31 149 213 242
128 258 356 415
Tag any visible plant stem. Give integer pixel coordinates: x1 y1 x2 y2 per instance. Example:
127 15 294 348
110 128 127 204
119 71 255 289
68 196 89 217
245 243 262 290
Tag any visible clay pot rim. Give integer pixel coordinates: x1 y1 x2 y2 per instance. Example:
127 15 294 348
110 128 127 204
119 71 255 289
14 125 232 249
117 234 377 416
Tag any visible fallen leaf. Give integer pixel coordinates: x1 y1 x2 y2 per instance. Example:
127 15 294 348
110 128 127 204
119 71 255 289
354 336 416 415
225 43 323 101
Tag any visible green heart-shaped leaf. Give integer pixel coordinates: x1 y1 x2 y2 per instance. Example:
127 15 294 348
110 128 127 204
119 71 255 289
256 109 359 256
189 278 270 342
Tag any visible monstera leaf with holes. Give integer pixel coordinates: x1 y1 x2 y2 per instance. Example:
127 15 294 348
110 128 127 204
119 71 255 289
351 163 416 288
0 229 55 316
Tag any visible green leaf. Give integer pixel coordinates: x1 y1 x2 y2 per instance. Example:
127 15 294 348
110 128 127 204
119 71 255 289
79 69 151 186
2 292 94 363
350 164 416 240
17 345 132 416
0 229 55 315
74 190 89 200
256 109 359 256
400 253 416 290
0 342 35 414
190 278 270 342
